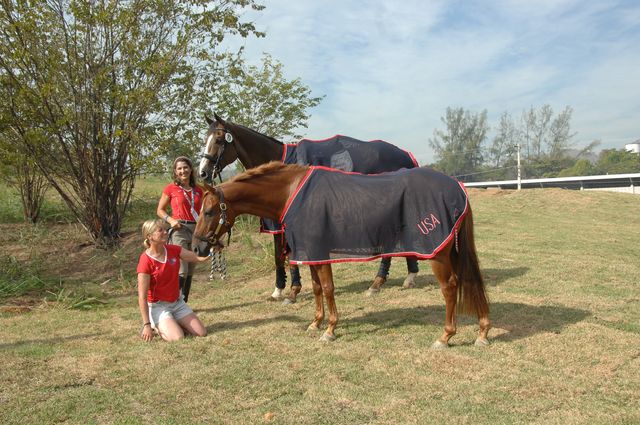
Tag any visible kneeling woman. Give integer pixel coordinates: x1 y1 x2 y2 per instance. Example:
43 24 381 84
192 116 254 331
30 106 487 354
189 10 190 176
137 219 210 342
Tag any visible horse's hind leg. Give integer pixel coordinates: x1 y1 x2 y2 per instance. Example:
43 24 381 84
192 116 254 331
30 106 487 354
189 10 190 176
314 265 338 342
307 266 325 332
403 256 419 289
430 255 458 349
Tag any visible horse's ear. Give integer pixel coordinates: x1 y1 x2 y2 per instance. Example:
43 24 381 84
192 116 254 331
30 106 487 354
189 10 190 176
213 112 225 125
205 114 213 125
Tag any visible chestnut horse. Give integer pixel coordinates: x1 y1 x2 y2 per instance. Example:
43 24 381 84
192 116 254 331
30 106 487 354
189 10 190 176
192 162 490 346
198 113 420 303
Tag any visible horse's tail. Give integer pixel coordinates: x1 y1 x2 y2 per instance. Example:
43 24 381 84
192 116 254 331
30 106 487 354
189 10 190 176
453 206 489 318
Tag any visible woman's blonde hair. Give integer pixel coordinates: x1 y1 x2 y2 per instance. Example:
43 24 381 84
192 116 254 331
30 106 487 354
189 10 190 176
141 219 164 248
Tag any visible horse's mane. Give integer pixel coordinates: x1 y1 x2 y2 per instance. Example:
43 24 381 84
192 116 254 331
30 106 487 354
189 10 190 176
229 161 306 183
229 122 284 146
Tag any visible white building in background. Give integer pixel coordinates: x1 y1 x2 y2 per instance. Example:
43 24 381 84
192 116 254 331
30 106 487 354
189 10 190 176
625 140 640 154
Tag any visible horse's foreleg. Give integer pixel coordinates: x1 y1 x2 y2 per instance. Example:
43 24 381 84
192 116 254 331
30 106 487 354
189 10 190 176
271 234 287 301
316 264 338 342
307 265 324 332
283 265 302 304
431 256 457 348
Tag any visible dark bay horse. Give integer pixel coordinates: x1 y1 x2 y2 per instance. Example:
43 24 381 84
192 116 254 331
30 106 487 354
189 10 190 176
192 162 490 346
198 113 420 302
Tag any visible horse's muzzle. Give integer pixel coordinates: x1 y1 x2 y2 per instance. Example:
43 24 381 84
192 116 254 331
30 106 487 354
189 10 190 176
192 231 214 256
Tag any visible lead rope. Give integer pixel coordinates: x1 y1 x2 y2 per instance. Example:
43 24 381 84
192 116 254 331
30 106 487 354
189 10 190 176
209 251 228 281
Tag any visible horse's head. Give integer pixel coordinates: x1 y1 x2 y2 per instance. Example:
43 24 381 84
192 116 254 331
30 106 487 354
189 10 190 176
192 184 236 256
198 113 238 183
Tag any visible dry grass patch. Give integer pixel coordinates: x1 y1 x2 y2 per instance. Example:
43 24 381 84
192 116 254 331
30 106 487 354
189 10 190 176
1 188 639 424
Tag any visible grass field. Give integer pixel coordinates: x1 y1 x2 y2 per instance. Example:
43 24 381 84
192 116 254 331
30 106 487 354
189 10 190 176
0 183 639 424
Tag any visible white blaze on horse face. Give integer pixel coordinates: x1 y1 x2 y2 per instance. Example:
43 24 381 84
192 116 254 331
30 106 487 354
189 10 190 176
199 133 216 177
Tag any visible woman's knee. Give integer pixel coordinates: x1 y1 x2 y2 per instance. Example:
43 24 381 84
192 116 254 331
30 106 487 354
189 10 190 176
157 319 185 342
193 327 207 337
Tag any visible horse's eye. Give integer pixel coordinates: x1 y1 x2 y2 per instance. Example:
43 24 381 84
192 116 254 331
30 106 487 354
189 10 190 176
204 209 216 218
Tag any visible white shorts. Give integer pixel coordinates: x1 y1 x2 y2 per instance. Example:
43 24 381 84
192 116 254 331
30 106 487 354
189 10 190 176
148 298 194 329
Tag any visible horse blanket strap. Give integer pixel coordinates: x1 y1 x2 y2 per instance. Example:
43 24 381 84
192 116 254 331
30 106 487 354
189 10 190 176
281 166 468 265
261 135 419 234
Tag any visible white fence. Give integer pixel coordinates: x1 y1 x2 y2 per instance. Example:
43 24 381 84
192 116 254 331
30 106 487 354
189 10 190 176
464 173 640 195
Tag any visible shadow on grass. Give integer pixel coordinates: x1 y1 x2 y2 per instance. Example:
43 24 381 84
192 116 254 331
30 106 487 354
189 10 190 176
193 300 263 314
207 314 303 333
0 332 104 350
344 302 590 343
335 266 530 295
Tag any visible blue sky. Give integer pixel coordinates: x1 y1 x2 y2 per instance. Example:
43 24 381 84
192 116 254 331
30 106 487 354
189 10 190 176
223 0 640 164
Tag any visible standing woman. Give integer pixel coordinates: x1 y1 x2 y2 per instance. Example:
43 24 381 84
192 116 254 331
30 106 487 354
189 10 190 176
137 219 209 342
157 156 203 302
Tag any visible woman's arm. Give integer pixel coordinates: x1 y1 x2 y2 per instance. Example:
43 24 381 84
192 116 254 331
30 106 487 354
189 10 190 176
180 247 210 263
157 193 181 229
137 273 154 342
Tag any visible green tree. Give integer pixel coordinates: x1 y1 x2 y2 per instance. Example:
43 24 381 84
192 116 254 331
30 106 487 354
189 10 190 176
207 52 324 140
489 111 517 168
518 105 575 162
557 159 595 177
429 107 488 181
595 149 640 174
0 0 264 246
0 76 49 223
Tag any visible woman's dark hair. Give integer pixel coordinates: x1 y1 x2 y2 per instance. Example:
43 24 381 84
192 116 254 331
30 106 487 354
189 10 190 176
172 156 196 188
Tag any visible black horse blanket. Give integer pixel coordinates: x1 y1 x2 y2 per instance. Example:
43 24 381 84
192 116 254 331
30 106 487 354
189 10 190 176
280 166 468 265
261 135 418 234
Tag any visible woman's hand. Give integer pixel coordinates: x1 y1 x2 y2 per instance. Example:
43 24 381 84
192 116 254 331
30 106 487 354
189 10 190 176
167 217 182 229
141 324 154 342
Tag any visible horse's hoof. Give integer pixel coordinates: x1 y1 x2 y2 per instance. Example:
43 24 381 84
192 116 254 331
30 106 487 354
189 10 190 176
474 338 490 347
282 298 296 305
307 323 320 332
270 288 284 301
365 288 380 297
319 332 336 343
431 340 449 349
401 281 415 289
402 273 417 289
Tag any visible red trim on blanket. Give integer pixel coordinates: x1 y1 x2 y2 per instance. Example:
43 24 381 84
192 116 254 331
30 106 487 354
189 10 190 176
282 144 296 163
406 151 419 167
259 226 283 235
279 167 315 223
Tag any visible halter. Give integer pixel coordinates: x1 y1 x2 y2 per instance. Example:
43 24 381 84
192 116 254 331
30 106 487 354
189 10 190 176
202 127 233 184
212 186 232 246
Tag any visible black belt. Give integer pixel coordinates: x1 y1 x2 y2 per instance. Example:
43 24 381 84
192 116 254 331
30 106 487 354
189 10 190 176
178 220 197 225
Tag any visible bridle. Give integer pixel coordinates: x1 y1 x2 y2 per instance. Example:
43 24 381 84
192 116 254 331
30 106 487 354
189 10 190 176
198 186 233 248
202 125 234 184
